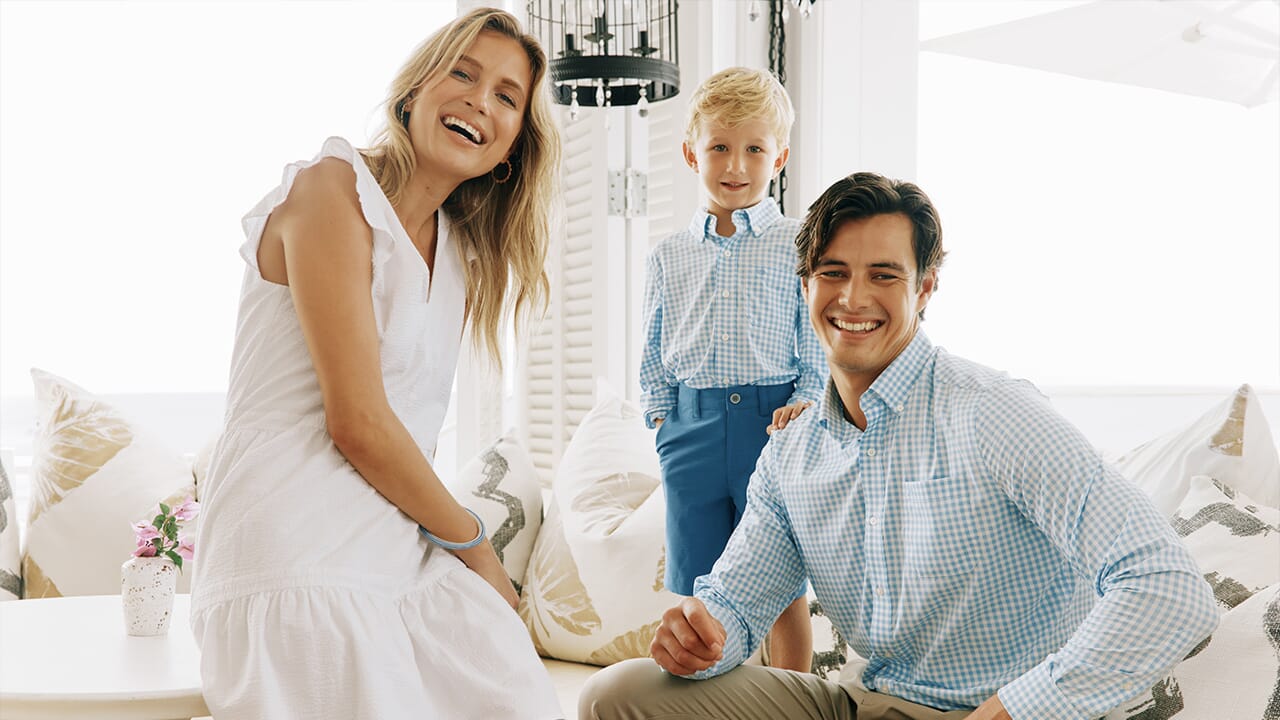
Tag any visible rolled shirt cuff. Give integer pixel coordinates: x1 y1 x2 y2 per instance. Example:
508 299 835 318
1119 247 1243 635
998 662 1087 720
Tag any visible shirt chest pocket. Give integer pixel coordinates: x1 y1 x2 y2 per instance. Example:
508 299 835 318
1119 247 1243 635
748 262 799 332
899 476 989 578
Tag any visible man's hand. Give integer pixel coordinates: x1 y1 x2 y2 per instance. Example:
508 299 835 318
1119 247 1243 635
653 417 664 428
965 694 1011 720
767 401 813 435
650 597 726 676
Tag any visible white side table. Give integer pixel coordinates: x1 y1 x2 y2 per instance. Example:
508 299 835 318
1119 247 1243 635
0 594 208 720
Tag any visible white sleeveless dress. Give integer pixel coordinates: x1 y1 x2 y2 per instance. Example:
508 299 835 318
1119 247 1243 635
190 137 562 719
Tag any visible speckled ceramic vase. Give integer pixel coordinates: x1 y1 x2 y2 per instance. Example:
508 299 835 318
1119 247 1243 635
121 556 178 636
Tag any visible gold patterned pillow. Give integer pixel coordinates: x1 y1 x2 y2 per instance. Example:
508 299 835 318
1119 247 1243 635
22 369 197 597
1112 384 1280 516
518 380 679 665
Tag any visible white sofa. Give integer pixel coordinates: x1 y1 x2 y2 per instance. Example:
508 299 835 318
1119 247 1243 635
3 373 1279 720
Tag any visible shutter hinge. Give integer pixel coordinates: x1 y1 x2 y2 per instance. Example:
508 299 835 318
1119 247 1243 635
608 169 648 217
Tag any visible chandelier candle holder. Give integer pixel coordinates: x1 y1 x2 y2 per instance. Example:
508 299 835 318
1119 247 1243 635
528 0 680 115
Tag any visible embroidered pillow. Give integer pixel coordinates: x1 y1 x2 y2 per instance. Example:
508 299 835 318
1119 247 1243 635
0 454 22 600
446 433 542 592
1105 476 1280 718
1107 582 1280 719
1174 475 1279 610
23 369 198 597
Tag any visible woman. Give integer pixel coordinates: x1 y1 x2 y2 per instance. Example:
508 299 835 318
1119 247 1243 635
190 8 562 718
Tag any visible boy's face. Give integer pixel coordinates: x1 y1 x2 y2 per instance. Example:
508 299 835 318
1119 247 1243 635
683 118 789 221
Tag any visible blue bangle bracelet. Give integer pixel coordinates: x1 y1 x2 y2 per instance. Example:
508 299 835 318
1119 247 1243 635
418 508 486 550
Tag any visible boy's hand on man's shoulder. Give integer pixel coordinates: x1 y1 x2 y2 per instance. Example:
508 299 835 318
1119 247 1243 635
767 401 813 435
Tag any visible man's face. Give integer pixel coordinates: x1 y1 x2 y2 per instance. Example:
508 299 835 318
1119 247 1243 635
682 118 788 219
803 213 935 395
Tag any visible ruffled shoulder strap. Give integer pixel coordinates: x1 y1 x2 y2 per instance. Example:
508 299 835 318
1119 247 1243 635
237 137 405 276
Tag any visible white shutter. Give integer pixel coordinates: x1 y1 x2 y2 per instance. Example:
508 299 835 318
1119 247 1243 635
518 111 611 484
645 98 686 245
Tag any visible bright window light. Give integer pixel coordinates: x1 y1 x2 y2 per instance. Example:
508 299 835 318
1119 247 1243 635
0 1 454 399
918 1 1280 388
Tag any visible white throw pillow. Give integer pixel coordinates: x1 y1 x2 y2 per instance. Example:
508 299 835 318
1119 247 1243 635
1173 475 1279 610
518 378 681 665
446 433 542 591
1107 583 1280 719
23 369 198 597
0 454 22 600
1112 384 1280 516
521 379 860 672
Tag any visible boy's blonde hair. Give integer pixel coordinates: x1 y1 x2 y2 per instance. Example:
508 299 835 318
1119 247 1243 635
685 67 795 147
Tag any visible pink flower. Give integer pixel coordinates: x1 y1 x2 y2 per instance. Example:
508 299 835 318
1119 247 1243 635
173 498 200 522
176 535 195 561
133 542 158 558
133 522 161 544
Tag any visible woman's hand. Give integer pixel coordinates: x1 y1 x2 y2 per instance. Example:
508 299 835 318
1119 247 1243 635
452 540 519 609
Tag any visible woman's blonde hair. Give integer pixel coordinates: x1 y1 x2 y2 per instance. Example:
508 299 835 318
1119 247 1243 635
685 67 795 147
362 7 560 367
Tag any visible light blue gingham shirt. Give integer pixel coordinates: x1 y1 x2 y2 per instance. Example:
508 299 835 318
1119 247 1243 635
691 331 1219 719
639 198 826 428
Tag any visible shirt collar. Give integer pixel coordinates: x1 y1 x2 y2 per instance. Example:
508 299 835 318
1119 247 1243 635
815 330 935 438
864 330 934 415
687 197 784 242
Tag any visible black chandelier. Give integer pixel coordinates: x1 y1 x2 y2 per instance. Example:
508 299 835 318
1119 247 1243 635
527 0 680 115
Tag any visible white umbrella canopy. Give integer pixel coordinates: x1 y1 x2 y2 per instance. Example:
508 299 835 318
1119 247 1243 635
920 0 1280 107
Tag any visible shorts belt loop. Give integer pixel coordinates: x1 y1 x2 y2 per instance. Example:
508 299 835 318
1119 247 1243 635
679 384 701 420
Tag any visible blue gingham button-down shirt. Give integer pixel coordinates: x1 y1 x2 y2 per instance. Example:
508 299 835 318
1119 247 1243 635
691 331 1218 719
638 199 826 428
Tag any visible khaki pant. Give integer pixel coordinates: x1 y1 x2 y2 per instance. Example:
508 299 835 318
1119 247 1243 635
578 659 972 720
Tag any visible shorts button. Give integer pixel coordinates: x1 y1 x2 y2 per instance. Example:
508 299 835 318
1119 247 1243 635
729 393 742 404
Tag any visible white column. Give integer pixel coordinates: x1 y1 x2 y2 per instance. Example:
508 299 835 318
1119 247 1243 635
788 0 920 216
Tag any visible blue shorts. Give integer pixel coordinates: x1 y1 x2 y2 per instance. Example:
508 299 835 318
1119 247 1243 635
655 382 794 595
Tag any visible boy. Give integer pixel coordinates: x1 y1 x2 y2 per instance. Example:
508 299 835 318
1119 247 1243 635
639 67 826 672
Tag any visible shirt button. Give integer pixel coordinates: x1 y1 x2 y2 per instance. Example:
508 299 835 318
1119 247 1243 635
866 448 876 457
724 250 732 257
729 393 742 404
875 586 885 596
868 516 877 526
722 290 731 298
895 404 904 412
722 377 729 384
721 333 729 341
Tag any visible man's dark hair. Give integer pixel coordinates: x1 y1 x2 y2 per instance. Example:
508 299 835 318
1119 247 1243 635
795 172 947 298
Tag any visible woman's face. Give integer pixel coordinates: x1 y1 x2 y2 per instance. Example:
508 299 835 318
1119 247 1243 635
405 30 531 187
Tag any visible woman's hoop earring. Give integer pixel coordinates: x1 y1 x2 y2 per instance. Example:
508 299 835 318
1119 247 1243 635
491 158 514 184
396 97 411 129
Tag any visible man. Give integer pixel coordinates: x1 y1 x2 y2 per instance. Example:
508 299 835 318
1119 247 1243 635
580 172 1218 720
